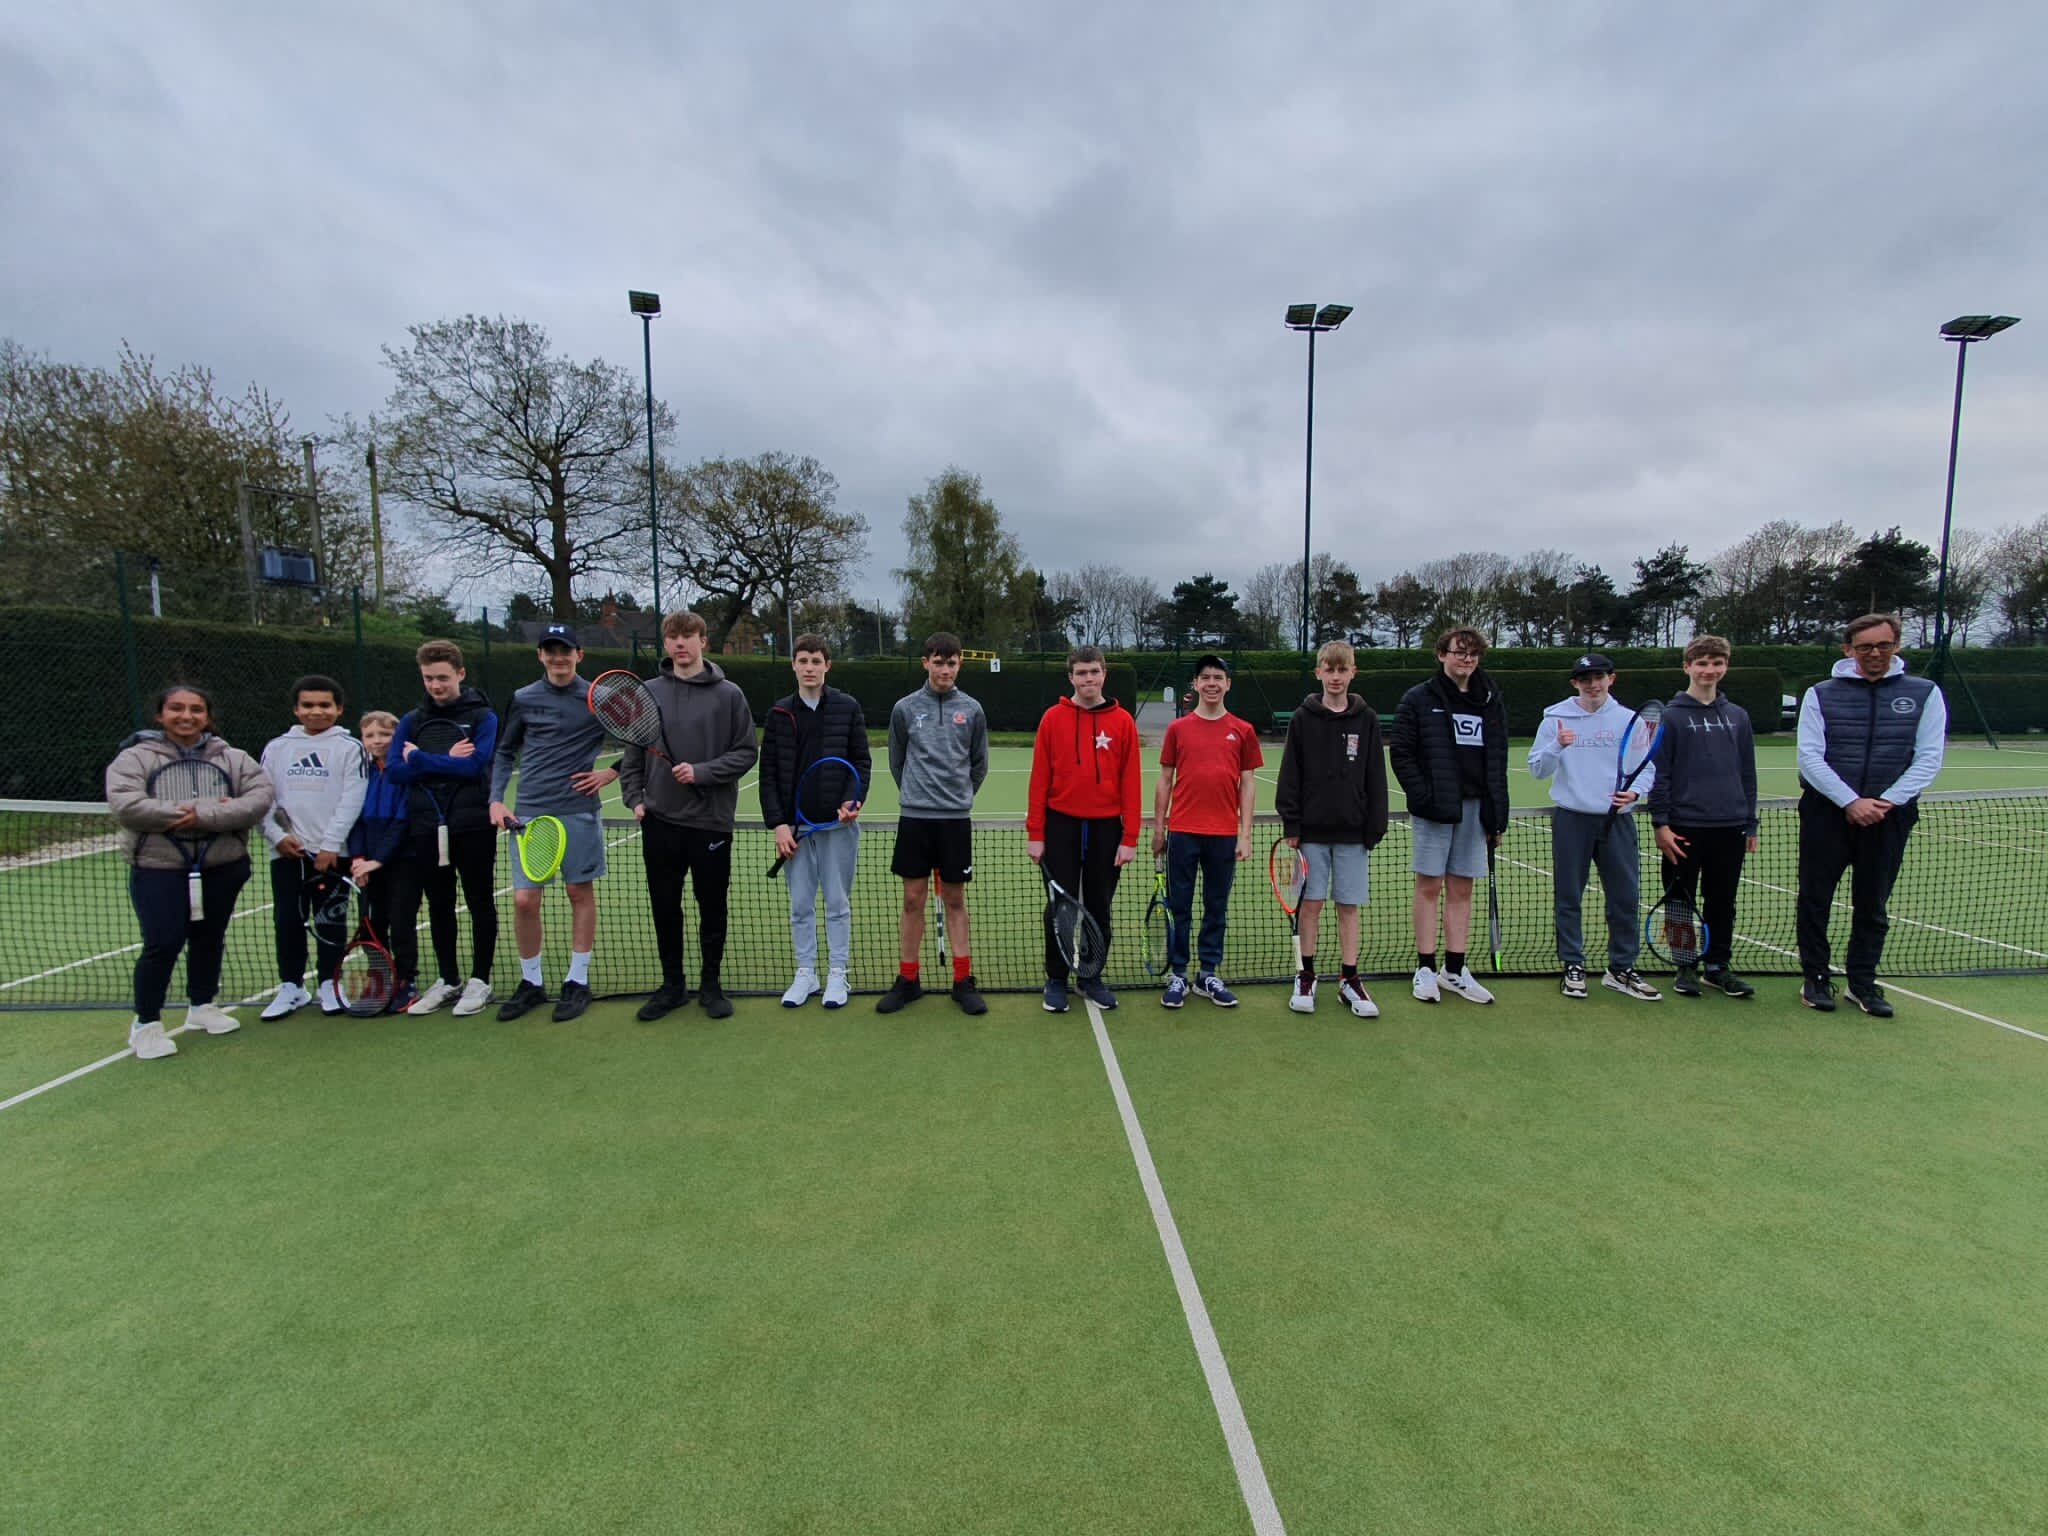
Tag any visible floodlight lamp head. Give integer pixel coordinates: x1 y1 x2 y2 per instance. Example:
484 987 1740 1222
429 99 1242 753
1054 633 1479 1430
628 290 663 318
1285 303 1317 328
1315 303 1354 329
1940 315 2018 341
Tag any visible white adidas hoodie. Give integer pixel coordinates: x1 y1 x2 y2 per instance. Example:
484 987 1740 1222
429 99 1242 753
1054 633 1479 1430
258 725 369 858
1527 693 1657 815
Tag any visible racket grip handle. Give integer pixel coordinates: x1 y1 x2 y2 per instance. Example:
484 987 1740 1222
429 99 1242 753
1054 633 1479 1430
187 869 205 922
437 824 450 867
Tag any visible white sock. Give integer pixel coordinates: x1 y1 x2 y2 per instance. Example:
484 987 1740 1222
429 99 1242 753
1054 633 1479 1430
521 955 544 987
567 951 591 985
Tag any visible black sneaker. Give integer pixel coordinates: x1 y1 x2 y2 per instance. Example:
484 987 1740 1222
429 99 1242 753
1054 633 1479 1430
1672 964 1702 997
699 986 733 1020
1848 985 1894 1018
551 980 591 1022
1800 975 1837 1012
952 975 988 1016
875 976 923 1014
636 981 692 1021
496 979 550 1021
1705 967 1756 999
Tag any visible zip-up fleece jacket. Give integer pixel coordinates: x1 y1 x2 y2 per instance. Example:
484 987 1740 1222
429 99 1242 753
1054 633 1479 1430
1275 693 1389 848
760 686 872 828
258 725 369 858
1645 691 1758 835
387 687 499 842
1026 695 1143 845
105 731 274 871
1389 669 1511 832
347 755 410 865
616 659 758 832
888 685 989 817
1527 695 1657 815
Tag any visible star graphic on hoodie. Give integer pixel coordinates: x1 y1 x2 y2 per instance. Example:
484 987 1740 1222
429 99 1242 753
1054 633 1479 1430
1095 730 1112 751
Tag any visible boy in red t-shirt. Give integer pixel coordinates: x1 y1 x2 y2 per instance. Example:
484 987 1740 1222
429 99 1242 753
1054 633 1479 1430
1026 645 1143 1013
1149 655 1263 1008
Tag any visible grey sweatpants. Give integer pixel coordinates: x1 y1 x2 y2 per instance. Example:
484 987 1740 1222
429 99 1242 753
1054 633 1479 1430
787 823 861 973
1551 808 1642 970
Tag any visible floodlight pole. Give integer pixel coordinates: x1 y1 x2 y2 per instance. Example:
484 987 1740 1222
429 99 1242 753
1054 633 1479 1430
640 311 661 616
1300 326 1316 658
1930 338 1972 663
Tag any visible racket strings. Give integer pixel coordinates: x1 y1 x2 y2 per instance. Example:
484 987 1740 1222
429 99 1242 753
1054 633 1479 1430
519 818 566 879
149 759 230 805
338 941 394 1011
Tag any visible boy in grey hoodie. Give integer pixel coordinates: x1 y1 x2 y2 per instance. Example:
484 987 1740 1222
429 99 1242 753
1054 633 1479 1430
618 611 758 1021
1646 635 1759 999
257 674 368 1019
1528 654 1659 1001
876 632 989 1016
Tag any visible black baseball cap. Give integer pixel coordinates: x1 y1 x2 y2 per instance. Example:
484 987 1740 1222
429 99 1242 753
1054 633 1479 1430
1570 652 1615 677
539 623 581 649
1191 654 1231 675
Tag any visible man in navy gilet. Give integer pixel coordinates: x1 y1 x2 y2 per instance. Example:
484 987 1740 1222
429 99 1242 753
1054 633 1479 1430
1793 612 1948 1016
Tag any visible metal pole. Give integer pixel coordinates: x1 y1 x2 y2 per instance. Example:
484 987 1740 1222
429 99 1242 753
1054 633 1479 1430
1300 326 1317 656
114 550 142 731
352 587 366 710
303 438 326 624
148 557 162 618
642 316 661 616
1931 338 1970 664
366 434 385 609
236 482 260 624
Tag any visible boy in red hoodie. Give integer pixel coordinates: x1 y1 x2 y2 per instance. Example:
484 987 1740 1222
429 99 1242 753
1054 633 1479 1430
1026 646 1143 1013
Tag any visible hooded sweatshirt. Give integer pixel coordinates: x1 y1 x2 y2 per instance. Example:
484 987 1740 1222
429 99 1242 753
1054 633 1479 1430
1026 694 1142 844
1645 689 1758 835
1527 694 1657 815
105 731 275 871
387 686 500 841
1276 692 1389 847
615 658 758 831
258 724 369 857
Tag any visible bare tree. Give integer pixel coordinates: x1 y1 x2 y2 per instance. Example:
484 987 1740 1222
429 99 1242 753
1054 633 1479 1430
1069 563 1133 645
376 316 668 617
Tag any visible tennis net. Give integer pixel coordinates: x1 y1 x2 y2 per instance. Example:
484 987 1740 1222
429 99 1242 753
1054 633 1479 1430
3 792 2043 1010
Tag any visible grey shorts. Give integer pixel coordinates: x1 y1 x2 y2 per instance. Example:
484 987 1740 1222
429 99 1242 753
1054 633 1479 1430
1300 841 1370 905
509 808 607 889
1411 798 1489 879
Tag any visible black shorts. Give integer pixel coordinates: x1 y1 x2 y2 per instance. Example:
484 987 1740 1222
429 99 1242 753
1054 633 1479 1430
891 816 974 884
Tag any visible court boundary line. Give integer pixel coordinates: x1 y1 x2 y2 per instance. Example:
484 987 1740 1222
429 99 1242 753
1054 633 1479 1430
1876 983 2046 1044
1086 1000 1287 1536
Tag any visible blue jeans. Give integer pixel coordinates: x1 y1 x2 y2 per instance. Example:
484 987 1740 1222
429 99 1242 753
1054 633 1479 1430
1166 832 1237 976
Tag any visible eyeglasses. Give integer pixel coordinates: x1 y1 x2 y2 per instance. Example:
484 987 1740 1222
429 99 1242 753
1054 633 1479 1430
1850 641 1898 655
1445 649 1482 661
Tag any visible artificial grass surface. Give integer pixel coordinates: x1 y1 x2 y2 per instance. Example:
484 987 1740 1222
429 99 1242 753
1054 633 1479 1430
7 978 2045 1533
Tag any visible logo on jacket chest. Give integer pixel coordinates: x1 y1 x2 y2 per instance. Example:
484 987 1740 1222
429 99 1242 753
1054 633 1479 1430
1343 732 1359 761
1890 697 1918 715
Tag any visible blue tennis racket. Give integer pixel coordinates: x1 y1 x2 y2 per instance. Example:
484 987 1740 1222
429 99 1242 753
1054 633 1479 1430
1594 699 1665 850
766 755 865 878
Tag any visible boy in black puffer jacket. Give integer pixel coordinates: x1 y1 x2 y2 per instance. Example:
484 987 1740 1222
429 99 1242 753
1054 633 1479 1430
1390 626 1510 1005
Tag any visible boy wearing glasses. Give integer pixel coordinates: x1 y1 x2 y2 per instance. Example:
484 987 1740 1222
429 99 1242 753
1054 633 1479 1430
1792 613 1947 1016
1390 627 1510 1004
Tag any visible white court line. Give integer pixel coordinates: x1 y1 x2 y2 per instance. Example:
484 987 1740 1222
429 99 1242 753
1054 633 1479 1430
1877 984 2048 1044
1086 1000 1287 1536
0 1020 202 1115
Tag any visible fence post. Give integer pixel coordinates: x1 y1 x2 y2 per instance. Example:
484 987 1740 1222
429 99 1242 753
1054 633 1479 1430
114 550 143 731
352 588 366 712
481 609 492 696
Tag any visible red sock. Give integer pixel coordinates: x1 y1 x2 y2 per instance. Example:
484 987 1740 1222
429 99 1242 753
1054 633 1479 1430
900 961 920 982
953 955 972 983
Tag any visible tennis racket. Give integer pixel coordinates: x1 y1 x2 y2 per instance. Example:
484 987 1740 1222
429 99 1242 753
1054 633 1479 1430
1643 878 1708 971
1269 834 1309 975
1043 869 1108 982
1142 854 1170 977
588 670 673 766
305 866 395 1016
766 755 865 878
931 867 949 969
408 717 470 867
1487 841 1505 972
148 755 233 921
1595 699 1666 849
508 814 568 883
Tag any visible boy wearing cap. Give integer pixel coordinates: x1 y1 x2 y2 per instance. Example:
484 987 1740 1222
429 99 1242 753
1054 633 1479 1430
488 624 618 1022
1151 655 1262 1008
1528 654 1660 1001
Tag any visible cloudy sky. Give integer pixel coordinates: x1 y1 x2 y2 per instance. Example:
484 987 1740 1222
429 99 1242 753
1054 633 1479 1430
4 0 2043 613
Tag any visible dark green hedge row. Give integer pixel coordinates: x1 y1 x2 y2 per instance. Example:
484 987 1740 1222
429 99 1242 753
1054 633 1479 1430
1941 676 2048 735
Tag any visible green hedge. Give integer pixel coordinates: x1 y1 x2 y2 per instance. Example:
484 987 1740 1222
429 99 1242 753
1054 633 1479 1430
0 608 1127 800
1940 675 2048 734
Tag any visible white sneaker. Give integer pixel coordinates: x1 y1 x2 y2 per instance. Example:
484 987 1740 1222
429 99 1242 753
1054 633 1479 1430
261 982 310 1021
782 967 821 1008
317 979 344 1015
1412 966 1441 1004
822 968 850 1009
408 979 458 1015
1439 968 1495 1005
1339 978 1380 1018
184 1003 241 1035
1288 975 1316 1014
129 1020 178 1059
452 977 493 1017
